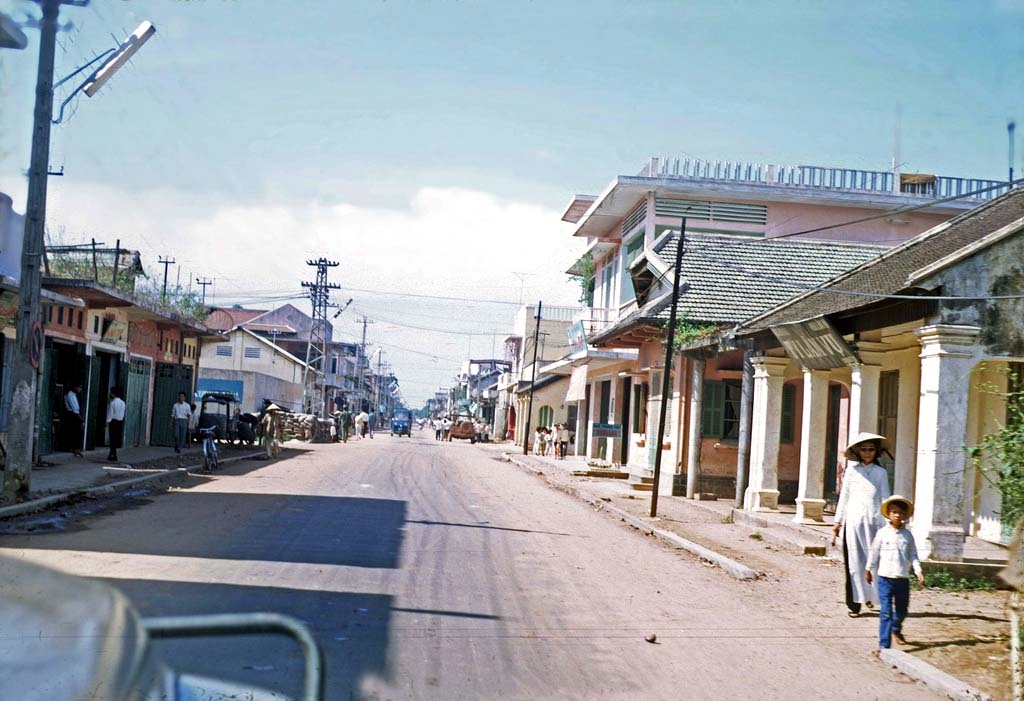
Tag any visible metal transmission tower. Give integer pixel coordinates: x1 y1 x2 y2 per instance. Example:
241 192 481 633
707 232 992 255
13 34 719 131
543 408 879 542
301 258 340 415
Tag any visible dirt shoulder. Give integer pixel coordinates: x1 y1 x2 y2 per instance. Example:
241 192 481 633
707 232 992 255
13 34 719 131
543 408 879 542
505 452 1012 699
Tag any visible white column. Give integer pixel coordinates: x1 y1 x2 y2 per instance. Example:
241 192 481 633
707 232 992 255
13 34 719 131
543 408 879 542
794 369 830 523
573 400 585 458
686 359 705 499
606 379 619 463
745 356 788 511
848 356 881 435
913 325 980 561
586 381 600 459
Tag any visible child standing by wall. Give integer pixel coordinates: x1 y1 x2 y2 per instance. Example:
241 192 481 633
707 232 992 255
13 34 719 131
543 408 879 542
866 495 925 652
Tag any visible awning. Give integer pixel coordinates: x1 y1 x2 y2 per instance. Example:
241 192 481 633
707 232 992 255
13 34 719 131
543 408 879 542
566 365 588 402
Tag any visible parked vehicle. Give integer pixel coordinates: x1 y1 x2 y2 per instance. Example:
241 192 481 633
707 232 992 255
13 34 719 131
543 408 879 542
3 553 324 701
448 418 477 443
199 426 218 471
196 393 238 444
390 408 412 437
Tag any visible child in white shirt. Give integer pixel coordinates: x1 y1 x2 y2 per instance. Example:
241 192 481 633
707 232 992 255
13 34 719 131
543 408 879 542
866 495 925 651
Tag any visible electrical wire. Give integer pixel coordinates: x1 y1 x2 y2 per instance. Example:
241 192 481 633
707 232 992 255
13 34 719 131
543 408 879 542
760 177 1024 241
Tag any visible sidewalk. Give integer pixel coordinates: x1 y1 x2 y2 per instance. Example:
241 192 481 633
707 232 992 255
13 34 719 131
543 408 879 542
481 441 1008 701
482 442 1009 572
0 443 264 520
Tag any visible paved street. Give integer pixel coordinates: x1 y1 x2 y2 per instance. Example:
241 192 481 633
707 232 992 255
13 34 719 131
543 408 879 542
0 433 943 700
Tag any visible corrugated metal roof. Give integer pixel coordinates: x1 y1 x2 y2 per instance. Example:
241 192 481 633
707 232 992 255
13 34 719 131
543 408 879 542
736 187 1024 334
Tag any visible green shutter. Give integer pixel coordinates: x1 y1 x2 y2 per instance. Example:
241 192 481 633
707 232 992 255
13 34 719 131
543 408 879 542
701 381 724 437
780 383 796 443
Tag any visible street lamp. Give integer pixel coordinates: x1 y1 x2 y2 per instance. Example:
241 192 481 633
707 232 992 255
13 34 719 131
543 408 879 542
4 2 155 500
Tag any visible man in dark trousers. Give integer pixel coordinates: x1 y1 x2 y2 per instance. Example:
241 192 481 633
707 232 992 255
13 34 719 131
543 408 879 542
105 387 126 462
63 383 84 456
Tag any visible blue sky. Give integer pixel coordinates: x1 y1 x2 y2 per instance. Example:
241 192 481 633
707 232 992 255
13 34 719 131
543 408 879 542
1 0 1022 405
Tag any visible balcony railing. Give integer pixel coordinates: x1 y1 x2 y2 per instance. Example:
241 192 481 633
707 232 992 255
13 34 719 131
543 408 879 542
575 306 618 338
639 157 1009 201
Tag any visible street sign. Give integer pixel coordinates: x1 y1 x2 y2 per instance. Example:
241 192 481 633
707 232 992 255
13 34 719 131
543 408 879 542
592 423 622 438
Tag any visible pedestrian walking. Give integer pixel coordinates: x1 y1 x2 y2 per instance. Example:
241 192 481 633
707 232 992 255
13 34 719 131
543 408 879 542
105 387 126 462
188 402 199 445
63 382 84 456
355 410 368 439
556 423 570 460
170 392 192 454
337 406 352 443
832 432 892 617
367 410 376 439
441 416 452 441
434 417 443 441
866 495 925 651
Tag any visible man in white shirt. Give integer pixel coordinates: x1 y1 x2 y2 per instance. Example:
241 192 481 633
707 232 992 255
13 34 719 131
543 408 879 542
170 392 192 454
105 388 127 462
63 383 84 456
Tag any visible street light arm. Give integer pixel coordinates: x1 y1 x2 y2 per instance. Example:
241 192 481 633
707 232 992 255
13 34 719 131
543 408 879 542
51 47 115 124
51 20 155 125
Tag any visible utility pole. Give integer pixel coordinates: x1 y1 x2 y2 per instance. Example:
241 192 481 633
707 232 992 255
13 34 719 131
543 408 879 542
158 255 175 302
5 0 85 500
651 218 687 517
4 1 153 502
195 277 212 306
301 258 339 416
522 302 542 456
375 348 384 415
356 316 374 412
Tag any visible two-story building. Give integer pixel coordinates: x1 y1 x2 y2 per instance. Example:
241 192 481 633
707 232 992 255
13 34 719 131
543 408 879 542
561 157 1007 498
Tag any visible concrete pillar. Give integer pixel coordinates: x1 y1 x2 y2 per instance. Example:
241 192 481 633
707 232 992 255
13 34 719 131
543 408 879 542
686 359 705 498
913 325 980 561
794 369 830 523
606 378 619 464
586 381 600 459
848 358 881 435
573 400 586 458
745 356 789 511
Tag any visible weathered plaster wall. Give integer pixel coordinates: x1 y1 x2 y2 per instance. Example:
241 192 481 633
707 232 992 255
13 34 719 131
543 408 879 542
931 237 1024 358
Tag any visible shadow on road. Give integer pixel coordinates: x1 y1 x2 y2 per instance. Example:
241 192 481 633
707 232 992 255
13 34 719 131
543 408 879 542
3 493 408 569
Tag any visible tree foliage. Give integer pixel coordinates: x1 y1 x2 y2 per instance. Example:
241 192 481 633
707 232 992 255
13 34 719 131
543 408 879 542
567 253 595 306
966 366 1024 539
662 315 718 355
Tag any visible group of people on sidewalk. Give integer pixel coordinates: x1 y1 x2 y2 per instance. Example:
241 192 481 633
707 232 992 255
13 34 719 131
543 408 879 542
533 423 570 459
832 431 925 653
63 384 126 462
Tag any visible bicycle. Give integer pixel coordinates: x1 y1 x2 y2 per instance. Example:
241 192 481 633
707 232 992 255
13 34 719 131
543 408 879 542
198 426 219 472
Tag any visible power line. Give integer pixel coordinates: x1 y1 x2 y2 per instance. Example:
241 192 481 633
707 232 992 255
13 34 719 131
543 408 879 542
762 177 1023 241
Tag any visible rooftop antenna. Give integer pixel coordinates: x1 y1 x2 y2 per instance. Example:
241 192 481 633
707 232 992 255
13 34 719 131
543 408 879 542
891 105 902 194
1009 120 1016 186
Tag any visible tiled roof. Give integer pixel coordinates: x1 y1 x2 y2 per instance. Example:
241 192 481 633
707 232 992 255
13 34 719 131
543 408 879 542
737 187 1024 334
591 232 884 345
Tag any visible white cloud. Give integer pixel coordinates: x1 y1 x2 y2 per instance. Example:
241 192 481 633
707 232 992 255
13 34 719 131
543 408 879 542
24 181 587 404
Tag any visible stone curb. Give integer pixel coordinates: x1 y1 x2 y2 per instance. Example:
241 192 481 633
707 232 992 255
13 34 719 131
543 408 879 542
0 452 262 521
502 453 760 581
879 649 994 701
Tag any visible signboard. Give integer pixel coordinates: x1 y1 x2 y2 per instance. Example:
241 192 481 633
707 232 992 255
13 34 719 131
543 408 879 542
565 365 588 402
771 317 858 370
100 318 128 344
196 378 244 401
567 321 588 354
592 422 622 439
